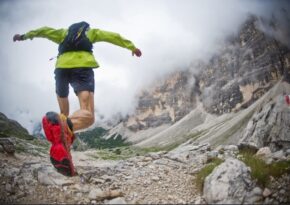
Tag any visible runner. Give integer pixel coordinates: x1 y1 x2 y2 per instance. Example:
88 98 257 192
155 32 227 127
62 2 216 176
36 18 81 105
13 21 142 176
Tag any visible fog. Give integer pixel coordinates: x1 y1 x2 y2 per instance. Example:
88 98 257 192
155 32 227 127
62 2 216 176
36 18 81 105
0 0 289 133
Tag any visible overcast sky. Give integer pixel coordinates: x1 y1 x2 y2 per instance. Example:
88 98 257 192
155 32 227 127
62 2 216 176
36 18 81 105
0 0 289 133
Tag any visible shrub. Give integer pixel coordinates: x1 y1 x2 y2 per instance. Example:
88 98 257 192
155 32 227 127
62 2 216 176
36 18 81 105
195 157 224 192
239 150 290 187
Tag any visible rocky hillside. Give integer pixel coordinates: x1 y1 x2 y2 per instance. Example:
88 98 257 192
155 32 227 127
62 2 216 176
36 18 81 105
124 71 197 132
0 113 33 140
105 15 290 147
198 15 290 115
1 117 289 204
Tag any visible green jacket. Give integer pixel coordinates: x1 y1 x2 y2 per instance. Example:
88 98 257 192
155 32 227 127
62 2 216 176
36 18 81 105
23 27 137 69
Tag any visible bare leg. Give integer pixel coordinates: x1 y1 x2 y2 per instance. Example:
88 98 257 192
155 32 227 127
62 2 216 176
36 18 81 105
57 96 70 116
69 91 95 131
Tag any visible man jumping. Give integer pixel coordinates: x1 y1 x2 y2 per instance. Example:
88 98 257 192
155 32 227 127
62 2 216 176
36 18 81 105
13 21 142 176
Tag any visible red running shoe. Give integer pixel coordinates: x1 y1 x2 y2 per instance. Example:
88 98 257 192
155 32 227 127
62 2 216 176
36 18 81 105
42 111 76 176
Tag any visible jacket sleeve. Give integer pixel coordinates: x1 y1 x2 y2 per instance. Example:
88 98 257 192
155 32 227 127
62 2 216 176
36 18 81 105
88 29 137 51
23 27 67 44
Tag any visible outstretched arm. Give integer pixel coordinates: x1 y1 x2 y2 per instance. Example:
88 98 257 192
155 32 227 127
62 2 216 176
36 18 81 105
13 27 67 44
88 29 142 57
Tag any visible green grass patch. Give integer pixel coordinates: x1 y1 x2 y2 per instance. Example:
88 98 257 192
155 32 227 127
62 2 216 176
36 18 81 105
0 130 34 141
92 146 138 160
76 127 131 149
30 138 49 148
239 150 290 187
93 143 182 160
93 130 211 160
195 157 224 192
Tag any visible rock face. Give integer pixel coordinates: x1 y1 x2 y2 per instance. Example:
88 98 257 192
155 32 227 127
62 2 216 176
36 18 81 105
239 96 290 151
120 15 290 133
203 158 253 204
124 71 197 131
198 16 290 115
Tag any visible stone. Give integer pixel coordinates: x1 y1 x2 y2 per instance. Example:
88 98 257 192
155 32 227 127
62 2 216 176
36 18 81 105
245 194 263 204
91 178 105 184
16 191 26 199
263 188 272 197
265 158 273 165
152 176 160 182
252 187 262 196
264 197 272 204
143 157 153 162
88 188 123 201
146 151 165 160
37 166 74 186
194 196 206 204
256 147 272 159
5 183 13 193
88 188 104 200
225 145 239 152
101 175 115 182
272 150 285 160
207 151 218 160
107 197 127 204
37 170 55 186
203 158 253 204
75 192 82 198
279 189 286 195
286 149 290 156
54 178 74 186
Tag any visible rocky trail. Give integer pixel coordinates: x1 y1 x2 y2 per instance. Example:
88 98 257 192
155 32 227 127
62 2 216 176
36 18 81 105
1 136 290 204
0 141 201 204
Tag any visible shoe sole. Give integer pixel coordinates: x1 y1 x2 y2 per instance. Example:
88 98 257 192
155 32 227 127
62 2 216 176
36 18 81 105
45 111 60 125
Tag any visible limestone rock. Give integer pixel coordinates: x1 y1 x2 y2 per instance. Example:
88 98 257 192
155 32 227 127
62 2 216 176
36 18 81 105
106 197 127 204
256 147 272 158
272 150 285 160
124 71 197 131
88 188 104 200
239 96 290 151
88 188 123 201
203 158 253 204
263 188 272 198
37 166 74 186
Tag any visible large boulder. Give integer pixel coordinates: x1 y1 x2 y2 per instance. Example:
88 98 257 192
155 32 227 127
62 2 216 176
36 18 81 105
239 95 290 151
203 158 253 204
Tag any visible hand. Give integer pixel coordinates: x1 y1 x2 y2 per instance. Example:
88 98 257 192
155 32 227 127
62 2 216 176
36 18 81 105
132 48 142 57
13 34 24 42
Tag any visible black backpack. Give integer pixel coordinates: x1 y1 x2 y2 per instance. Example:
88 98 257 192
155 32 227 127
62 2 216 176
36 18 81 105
58 21 93 55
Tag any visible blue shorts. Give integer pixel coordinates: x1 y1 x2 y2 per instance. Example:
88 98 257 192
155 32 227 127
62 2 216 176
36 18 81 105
54 68 95 97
